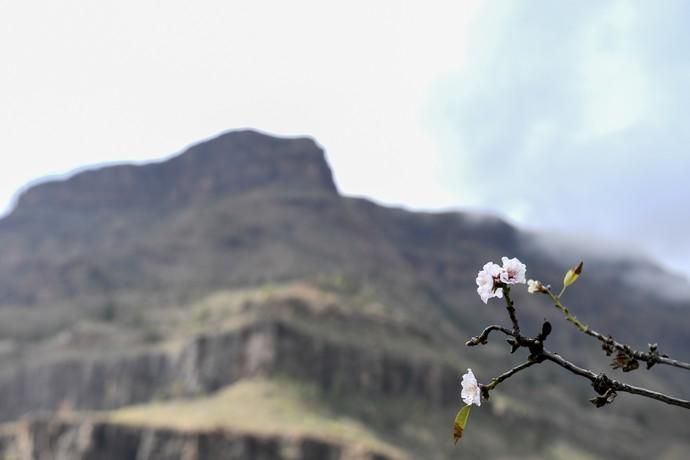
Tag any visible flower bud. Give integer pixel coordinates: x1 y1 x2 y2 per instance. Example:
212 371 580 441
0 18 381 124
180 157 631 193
563 261 584 288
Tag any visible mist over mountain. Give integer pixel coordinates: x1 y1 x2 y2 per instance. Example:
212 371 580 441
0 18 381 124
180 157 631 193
0 130 688 459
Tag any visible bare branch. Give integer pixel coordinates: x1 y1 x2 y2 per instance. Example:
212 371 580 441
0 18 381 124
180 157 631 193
481 360 541 397
545 288 690 372
541 349 690 410
612 380 690 408
466 289 690 411
466 325 513 346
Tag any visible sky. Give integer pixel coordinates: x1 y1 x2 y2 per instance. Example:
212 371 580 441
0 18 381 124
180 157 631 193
2 1 689 276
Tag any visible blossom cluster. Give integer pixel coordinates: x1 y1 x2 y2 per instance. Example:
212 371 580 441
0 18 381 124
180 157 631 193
475 257 527 303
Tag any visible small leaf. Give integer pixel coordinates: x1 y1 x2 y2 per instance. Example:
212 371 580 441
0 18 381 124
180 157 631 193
590 389 617 407
452 404 472 445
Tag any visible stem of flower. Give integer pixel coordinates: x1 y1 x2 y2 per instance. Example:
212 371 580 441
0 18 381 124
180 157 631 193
502 287 520 336
557 285 567 298
546 290 589 333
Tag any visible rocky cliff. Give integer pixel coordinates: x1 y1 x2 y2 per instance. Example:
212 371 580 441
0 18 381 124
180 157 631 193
11 130 337 214
0 418 394 460
0 318 459 422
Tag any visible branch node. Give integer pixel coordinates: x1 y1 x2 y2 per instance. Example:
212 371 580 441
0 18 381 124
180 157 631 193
465 336 484 347
592 373 614 395
506 338 520 353
528 352 545 364
527 339 544 358
611 350 640 372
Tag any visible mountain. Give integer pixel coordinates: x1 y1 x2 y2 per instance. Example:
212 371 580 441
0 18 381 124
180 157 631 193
0 129 688 459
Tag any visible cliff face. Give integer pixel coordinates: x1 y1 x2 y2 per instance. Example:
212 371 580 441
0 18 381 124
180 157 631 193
0 418 394 460
0 319 458 422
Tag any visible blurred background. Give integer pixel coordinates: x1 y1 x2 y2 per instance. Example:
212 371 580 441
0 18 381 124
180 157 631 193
1 1 689 459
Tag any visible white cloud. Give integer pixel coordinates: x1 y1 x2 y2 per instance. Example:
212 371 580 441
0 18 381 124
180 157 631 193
576 0 649 140
431 0 690 275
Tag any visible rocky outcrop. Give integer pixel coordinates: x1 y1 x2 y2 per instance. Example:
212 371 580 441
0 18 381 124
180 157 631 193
176 321 459 404
11 130 337 215
0 418 396 460
0 351 173 420
0 129 341 307
0 320 458 422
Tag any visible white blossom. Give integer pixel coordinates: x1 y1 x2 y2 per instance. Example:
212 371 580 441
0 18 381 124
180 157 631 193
500 257 527 285
476 262 504 304
527 279 544 294
461 368 481 407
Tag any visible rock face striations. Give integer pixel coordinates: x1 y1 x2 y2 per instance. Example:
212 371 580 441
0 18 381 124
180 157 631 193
0 129 688 460
0 320 460 423
0 418 393 460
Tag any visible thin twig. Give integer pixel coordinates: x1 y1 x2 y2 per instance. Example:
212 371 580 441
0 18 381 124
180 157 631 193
482 360 540 393
545 288 690 371
541 350 690 410
466 325 513 346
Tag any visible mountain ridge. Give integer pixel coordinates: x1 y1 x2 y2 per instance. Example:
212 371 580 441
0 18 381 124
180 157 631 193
8 130 337 216
0 129 688 459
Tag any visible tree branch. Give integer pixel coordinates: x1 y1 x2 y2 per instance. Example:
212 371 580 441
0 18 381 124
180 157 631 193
481 360 541 397
541 349 690 410
465 325 513 346
467 291 690 411
545 288 690 372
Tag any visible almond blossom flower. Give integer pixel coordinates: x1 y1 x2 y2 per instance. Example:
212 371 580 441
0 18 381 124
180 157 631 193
476 262 504 304
461 368 481 407
500 257 527 285
527 279 544 294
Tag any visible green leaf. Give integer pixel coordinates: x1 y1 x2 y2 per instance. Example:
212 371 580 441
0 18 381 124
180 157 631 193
452 404 472 445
